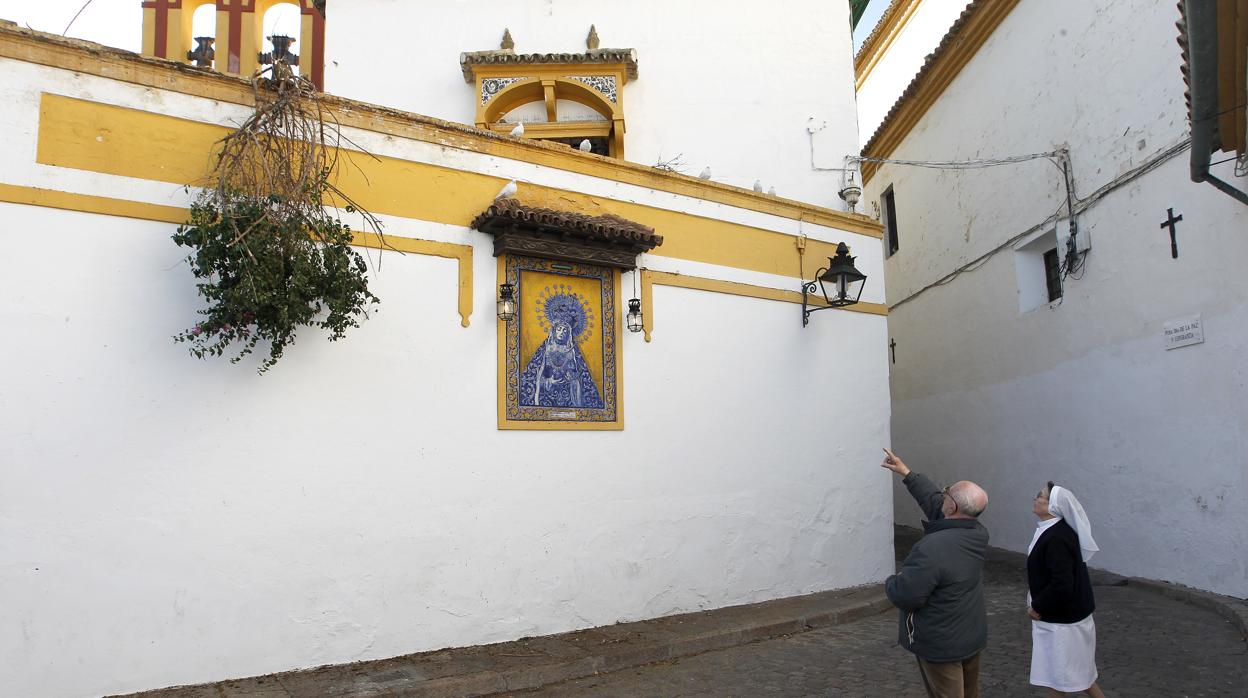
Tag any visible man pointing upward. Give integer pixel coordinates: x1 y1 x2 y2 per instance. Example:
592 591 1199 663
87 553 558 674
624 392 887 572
881 448 990 698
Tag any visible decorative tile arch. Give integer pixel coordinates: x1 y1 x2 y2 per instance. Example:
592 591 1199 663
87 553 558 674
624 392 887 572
462 43 636 159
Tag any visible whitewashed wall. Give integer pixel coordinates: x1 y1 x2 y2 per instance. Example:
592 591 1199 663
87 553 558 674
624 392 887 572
864 0 1248 597
323 0 861 209
0 53 892 697
855 0 970 143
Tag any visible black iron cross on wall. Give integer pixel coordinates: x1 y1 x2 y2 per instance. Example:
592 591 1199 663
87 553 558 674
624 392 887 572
1159 208 1183 259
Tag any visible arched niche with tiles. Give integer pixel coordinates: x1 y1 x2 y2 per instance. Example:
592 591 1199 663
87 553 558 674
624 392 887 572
142 0 327 89
462 45 638 160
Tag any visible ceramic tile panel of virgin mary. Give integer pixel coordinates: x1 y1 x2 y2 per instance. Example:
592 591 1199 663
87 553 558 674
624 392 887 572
502 255 620 428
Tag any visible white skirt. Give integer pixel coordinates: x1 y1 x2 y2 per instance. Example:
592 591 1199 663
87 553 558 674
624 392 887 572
1030 614 1098 692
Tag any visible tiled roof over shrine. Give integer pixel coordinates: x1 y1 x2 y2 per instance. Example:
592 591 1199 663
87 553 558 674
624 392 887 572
460 48 639 83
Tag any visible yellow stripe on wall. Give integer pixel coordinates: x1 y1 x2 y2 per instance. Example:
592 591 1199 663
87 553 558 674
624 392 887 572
639 269 887 342
0 182 187 223
0 182 475 327
36 94 872 283
3 27 881 237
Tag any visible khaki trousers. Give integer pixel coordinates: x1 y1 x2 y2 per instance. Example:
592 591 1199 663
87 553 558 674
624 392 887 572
917 651 981 698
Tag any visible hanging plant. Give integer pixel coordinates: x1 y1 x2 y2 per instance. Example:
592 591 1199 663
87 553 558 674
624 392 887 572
172 64 385 373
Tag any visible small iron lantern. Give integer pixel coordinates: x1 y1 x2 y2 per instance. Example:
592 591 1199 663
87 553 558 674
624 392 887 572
626 298 643 333
497 283 517 322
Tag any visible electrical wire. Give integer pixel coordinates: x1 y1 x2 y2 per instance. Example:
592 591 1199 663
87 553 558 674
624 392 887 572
884 137 1192 312
849 151 1063 170
1193 102 1246 123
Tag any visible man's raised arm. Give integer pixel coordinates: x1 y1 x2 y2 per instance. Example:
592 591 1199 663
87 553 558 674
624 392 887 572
881 448 945 522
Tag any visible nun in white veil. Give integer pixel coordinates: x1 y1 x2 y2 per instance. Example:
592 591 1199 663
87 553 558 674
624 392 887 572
1026 482 1106 698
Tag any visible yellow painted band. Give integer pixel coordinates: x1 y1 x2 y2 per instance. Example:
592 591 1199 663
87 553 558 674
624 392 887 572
0 183 474 328
0 26 880 237
639 268 886 341
35 93 875 282
640 269 654 343
0 182 187 223
352 232 474 327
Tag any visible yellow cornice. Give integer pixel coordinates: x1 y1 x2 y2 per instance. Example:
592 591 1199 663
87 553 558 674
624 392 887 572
0 24 878 237
860 0 1021 185
854 0 924 90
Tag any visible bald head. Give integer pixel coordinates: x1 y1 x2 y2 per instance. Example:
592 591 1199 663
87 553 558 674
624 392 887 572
947 481 988 518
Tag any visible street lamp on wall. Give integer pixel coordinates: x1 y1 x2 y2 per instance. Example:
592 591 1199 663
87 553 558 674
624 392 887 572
838 184 862 213
838 169 862 214
497 283 517 322
626 298 643 332
801 242 866 326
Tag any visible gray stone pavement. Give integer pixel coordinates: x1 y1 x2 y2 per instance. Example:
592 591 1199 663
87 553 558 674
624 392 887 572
521 534 1248 697
121 528 1248 697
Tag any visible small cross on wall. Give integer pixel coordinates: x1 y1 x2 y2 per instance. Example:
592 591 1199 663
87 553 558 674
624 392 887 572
1159 207 1183 259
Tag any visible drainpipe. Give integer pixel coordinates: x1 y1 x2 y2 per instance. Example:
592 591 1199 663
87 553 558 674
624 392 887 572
1185 0 1248 205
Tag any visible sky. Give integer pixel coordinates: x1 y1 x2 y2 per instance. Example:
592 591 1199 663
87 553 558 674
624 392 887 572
0 0 301 53
4 1 887 56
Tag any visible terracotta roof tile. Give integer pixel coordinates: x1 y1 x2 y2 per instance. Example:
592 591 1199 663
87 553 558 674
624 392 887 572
472 198 662 249
854 0 906 68
861 0 983 154
460 49 639 83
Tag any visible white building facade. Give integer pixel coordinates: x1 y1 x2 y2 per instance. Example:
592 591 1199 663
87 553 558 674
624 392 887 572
0 2 893 695
861 0 1248 598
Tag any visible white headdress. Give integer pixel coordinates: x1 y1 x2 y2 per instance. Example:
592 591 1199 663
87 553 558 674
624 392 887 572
1048 486 1099 562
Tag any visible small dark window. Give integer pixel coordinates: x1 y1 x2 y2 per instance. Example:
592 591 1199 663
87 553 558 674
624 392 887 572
1043 248 1063 301
883 187 900 257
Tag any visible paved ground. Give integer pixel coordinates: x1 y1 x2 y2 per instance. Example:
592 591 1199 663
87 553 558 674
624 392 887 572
126 528 1248 697
522 539 1248 697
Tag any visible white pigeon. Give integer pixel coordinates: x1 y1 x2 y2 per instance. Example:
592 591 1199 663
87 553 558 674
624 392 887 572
767 186 776 196
509 122 524 137
496 179 518 199
578 139 592 152
753 180 764 192
698 166 712 179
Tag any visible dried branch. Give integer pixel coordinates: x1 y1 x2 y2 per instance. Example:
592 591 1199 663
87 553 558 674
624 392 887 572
209 64 385 248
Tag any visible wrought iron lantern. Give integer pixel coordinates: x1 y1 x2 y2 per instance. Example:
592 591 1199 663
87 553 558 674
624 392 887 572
802 242 866 326
626 298 643 333
496 283 517 322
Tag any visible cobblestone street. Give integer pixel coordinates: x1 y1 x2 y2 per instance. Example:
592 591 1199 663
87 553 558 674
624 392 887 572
525 550 1248 697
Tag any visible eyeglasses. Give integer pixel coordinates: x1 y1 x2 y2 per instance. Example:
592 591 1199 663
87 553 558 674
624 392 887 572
942 486 958 513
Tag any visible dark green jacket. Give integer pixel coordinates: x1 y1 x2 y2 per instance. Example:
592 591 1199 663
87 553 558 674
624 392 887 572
885 472 989 663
